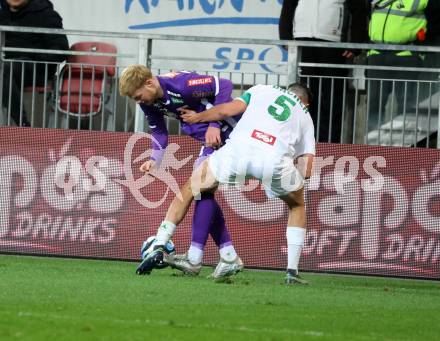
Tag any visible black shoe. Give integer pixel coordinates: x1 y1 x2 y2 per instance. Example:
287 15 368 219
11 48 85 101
135 246 166 275
285 269 309 285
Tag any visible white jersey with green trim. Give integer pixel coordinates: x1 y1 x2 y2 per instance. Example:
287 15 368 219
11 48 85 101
230 84 315 160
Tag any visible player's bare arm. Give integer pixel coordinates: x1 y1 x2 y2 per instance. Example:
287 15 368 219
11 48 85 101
180 100 247 123
295 154 314 179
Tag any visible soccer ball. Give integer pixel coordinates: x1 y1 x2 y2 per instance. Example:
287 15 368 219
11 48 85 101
140 236 176 260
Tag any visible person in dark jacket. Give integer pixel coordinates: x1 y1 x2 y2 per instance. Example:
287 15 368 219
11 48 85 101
425 1 440 74
279 0 369 143
0 0 69 126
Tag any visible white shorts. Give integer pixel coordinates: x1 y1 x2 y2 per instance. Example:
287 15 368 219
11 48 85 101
208 141 304 198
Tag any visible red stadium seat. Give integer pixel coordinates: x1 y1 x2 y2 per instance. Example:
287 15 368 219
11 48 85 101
57 42 117 117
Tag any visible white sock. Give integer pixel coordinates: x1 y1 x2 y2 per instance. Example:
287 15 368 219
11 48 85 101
219 244 237 262
286 226 306 270
188 245 203 264
155 220 176 245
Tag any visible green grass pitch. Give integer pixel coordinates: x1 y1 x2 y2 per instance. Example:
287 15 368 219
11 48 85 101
0 255 439 340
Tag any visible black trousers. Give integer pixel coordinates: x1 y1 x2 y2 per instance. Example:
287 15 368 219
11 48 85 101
1 60 33 126
299 47 347 143
1 60 55 126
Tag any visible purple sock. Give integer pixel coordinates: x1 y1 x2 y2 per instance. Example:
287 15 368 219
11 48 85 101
209 196 232 248
191 192 216 249
191 192 232 249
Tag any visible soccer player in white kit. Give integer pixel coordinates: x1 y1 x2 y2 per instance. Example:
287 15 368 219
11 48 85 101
140 83 315 284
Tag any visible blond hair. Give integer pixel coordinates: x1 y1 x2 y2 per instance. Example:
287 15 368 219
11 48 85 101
119 64 153 97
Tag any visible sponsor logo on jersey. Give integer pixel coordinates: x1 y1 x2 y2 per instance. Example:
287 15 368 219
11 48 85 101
167 91 182 98
187 77 213 87
251 129 276 145
170 97 184 105
192 90 214 98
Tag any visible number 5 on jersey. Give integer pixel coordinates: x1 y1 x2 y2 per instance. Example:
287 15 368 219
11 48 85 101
267 95 296 121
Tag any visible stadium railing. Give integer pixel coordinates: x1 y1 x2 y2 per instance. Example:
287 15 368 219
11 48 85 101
1 27 439 280
0 26 439 148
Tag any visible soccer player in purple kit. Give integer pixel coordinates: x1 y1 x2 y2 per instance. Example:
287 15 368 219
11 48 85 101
119 65 243 280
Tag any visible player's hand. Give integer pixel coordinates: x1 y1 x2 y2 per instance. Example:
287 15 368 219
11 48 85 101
180 109 200 124
139 159 156 173
205 126 222 148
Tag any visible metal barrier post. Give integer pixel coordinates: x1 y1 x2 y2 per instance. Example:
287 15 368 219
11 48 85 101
286 42 300 86
438 87 440 149
134 37 152 132
0 25 438 145
0 30 4 114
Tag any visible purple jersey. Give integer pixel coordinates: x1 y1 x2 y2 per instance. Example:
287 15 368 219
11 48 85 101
140 71 240 163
